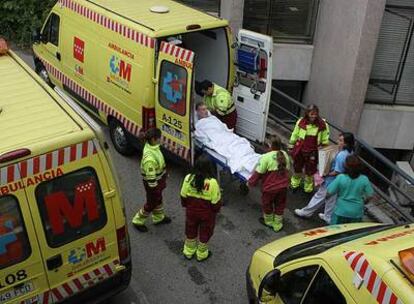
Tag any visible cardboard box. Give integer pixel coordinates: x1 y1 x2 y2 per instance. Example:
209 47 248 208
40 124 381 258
318 145 339 176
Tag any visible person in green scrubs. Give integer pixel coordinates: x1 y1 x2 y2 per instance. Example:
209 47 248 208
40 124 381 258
327 155 374 224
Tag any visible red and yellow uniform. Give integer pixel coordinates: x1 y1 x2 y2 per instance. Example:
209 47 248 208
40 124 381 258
180 174 221 261
132 142 167 226
248 150 290 232
289 117 329 193
204 83 237 130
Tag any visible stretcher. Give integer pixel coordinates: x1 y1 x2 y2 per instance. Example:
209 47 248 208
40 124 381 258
194 139 250 195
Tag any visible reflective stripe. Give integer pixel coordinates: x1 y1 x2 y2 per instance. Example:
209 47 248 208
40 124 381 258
215 103 236 116
0 139 99 187
344 251 402 304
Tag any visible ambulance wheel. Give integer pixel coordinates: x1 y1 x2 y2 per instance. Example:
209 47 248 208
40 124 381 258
240 183 249 196
35 62 53 87
109 119 135 156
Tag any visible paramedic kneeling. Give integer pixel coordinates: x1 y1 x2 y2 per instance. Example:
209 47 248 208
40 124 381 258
197 80 237 130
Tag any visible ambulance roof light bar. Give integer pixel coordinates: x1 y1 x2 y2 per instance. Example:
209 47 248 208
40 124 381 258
0 149 31 163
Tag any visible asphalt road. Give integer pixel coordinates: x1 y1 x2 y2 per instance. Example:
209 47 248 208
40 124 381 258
15 48 323 304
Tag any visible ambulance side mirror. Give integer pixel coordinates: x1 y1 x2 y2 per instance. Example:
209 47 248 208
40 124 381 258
258 269 281 302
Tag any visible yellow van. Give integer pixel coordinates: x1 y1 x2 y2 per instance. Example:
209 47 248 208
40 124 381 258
32 0 274 164
0 47 131 303
246 223 414 304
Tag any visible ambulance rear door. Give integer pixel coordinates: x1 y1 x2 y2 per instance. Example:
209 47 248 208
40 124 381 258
233 30 273 143
0 163 51 304
23 141 121 302
155 41 194 164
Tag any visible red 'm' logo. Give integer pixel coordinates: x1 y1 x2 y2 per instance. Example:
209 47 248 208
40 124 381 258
73 37 85 63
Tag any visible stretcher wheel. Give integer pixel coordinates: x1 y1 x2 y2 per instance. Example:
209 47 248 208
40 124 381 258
240 183 249 196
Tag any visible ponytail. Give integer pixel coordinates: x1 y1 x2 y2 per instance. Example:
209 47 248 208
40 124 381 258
190 154 215 193
277 151 287 172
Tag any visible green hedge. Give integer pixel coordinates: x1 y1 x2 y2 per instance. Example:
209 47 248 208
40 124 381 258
0 0 56 46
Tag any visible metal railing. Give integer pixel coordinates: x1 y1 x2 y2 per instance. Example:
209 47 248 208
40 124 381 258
269 86 414 223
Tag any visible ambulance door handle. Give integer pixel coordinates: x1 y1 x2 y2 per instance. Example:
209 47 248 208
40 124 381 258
104 189 116 199
56 51 61 61
47 254 63 271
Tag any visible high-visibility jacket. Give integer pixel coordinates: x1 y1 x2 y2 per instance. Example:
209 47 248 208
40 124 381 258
289 117 330 152
140 143 166 187
204 83 235 116
249 150 290 193
180 174 221 212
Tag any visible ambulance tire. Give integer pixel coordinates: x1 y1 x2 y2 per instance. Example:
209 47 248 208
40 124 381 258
109 119 135 156
35 62 53 88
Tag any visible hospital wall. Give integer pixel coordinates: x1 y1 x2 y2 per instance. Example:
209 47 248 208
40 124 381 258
222 0 414 153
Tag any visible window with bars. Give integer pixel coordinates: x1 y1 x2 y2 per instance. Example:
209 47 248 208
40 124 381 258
174 0 220 14
243 0 319 44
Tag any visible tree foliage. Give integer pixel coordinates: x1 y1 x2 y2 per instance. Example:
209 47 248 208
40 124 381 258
0 0 56 46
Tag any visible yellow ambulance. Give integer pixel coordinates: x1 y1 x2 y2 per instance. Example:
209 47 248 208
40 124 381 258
0 46 131 303
246 223 414 303
32 0 274 164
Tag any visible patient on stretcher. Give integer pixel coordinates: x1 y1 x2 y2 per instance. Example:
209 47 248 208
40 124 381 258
194 103 260 178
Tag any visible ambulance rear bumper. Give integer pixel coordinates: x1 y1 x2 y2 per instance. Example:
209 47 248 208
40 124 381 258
63 261 132 304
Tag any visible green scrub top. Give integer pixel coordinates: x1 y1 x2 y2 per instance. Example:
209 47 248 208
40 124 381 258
327 174 374 219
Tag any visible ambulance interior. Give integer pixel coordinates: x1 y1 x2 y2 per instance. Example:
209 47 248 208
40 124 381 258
165 27 231 106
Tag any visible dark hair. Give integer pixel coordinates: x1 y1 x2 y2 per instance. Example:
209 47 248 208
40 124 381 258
344 155 362 179
145 128 161 143
196 102 206 111
196 80 213 96
269 136 287 171
304 104 319 120
340 132 355 153
190 154 215 192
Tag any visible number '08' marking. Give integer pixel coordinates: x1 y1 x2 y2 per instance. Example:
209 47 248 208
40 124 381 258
0 270 27 288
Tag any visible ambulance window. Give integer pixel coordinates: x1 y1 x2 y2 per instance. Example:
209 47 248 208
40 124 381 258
159 60 187 116
0 195 31 270
303 268 346 304
278 265 318 304
42 13 60 46
35 167 107 248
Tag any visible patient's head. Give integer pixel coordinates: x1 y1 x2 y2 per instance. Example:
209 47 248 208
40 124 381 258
196 102 209 119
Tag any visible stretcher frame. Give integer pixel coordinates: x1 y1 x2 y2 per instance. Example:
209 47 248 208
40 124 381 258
194 140 250 195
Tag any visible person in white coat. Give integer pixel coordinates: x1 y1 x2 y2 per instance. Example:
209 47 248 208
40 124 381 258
294 132 355 224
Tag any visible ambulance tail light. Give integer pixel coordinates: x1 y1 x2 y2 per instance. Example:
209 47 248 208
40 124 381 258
399 247 414 280
142 107 156 130
116 225 130 265
0 149 31 163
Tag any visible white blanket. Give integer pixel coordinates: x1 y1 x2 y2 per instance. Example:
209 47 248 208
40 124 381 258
195 116 260 177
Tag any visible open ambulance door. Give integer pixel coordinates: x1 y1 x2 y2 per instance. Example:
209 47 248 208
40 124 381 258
233 30 273 143
155 41 195 164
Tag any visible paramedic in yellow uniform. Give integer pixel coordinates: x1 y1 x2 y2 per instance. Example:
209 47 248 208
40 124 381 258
132 128 171 232
197 80 238 130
